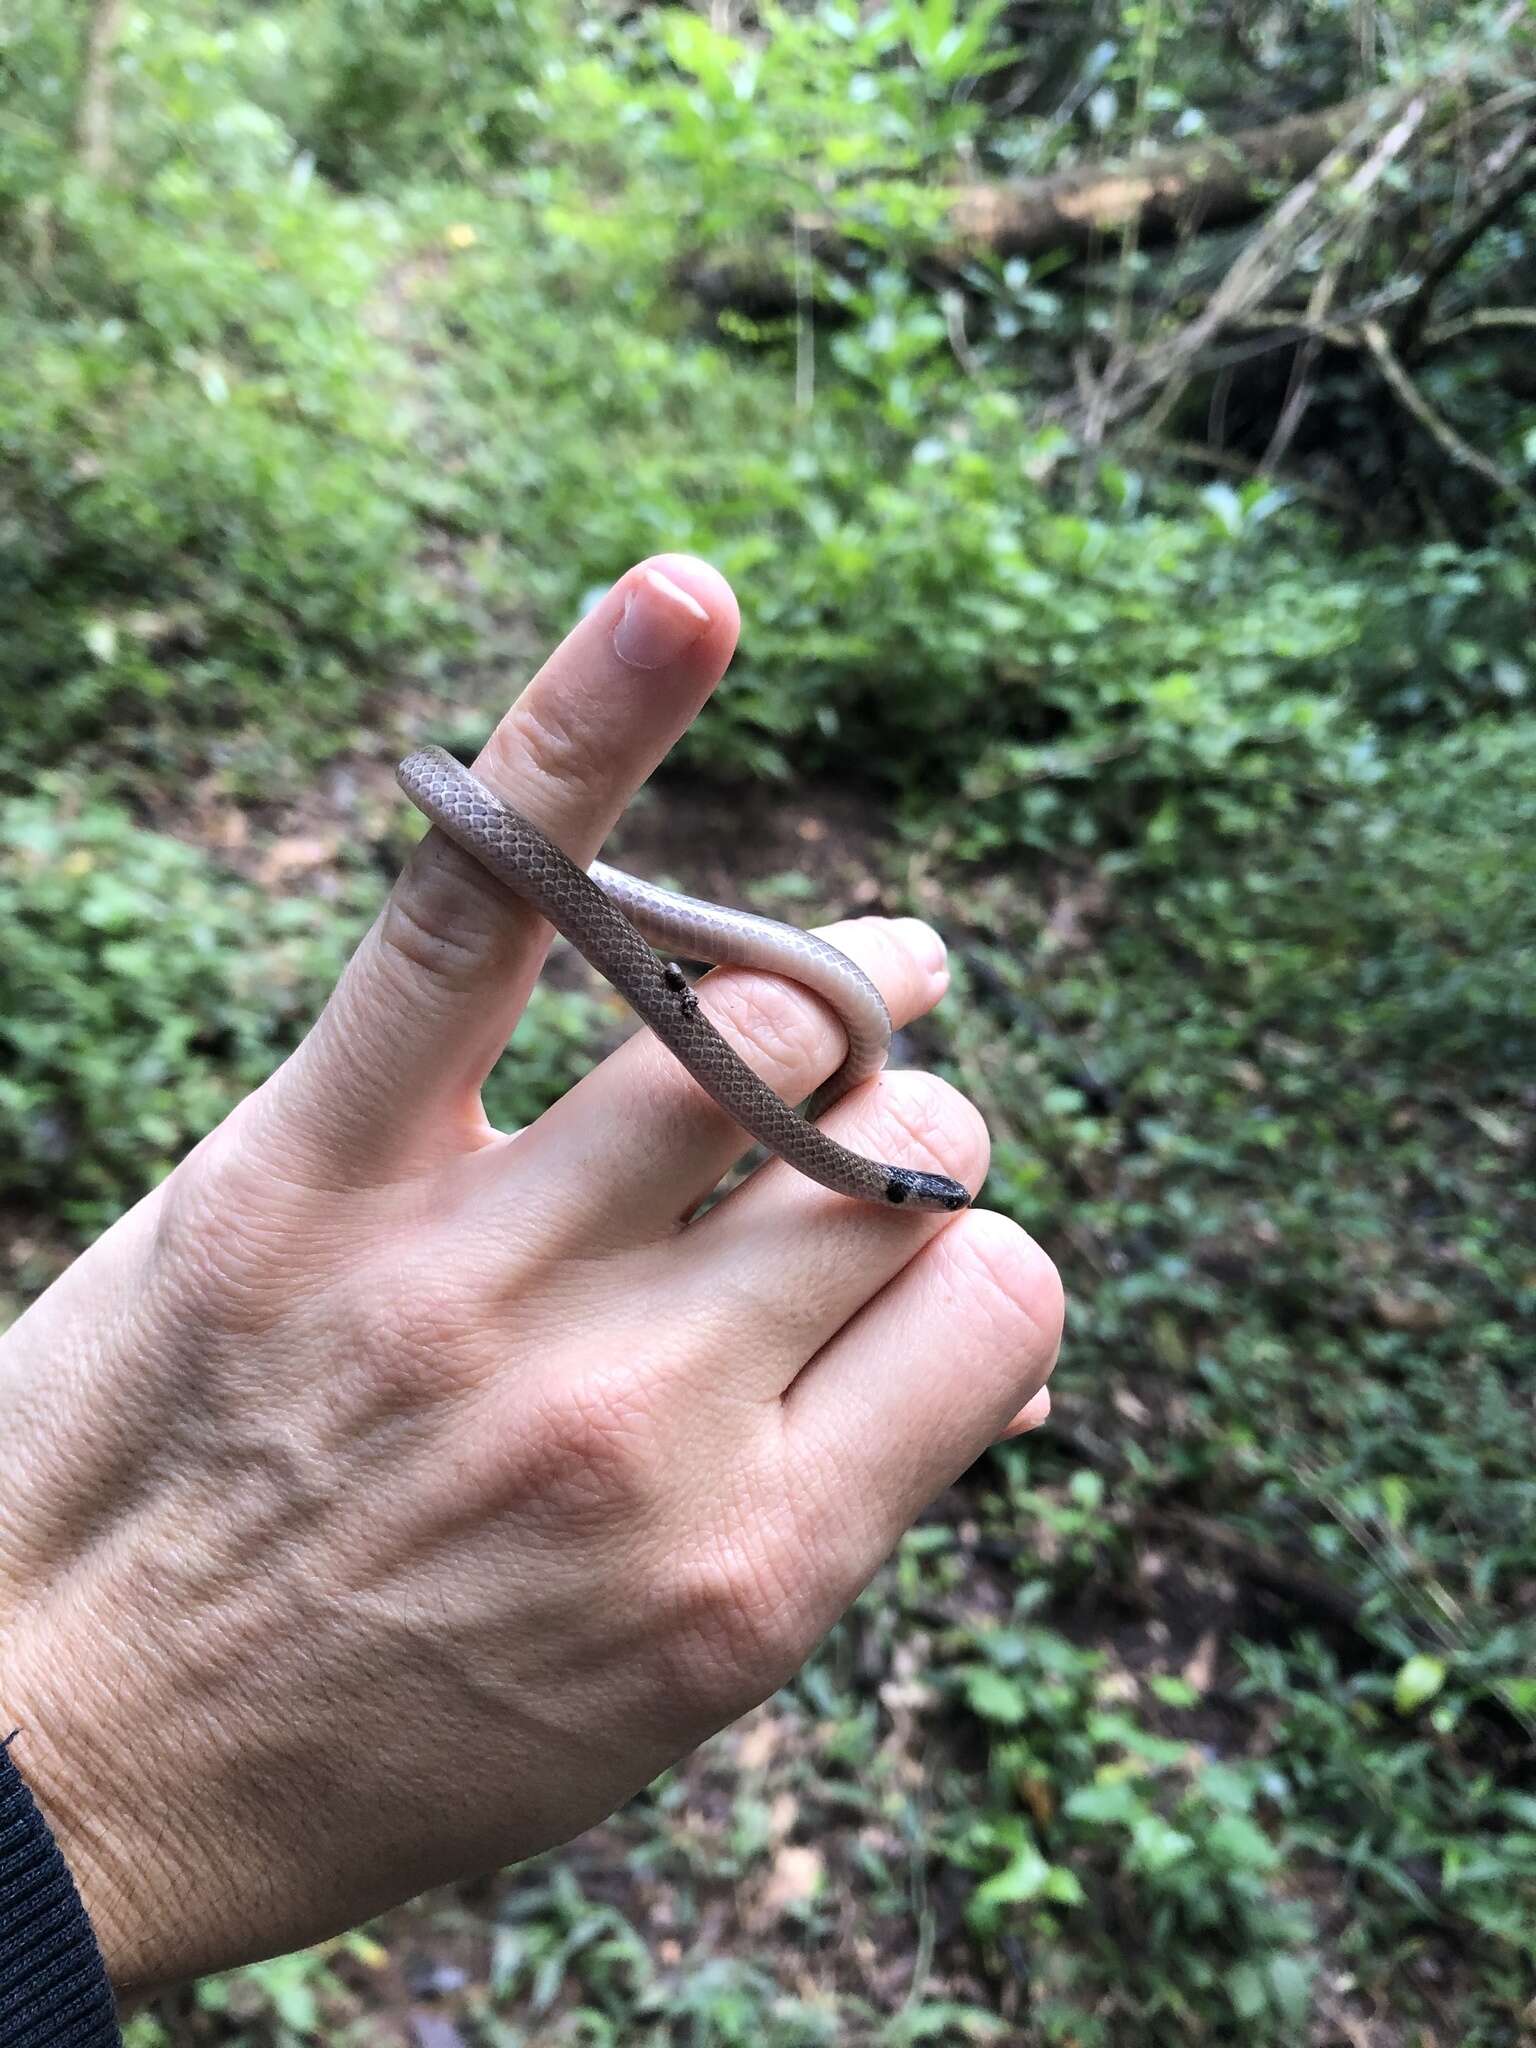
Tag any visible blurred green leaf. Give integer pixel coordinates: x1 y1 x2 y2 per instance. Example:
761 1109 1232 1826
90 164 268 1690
1394 1655 1448 1716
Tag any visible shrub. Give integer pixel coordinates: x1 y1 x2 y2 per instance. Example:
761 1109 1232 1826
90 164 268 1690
0 7 434 776
0 786 601 1233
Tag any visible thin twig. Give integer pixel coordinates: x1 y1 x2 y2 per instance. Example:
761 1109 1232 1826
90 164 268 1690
1127 91 1428 441
1362 317 1533 508
1263 198 1374 472
1394 123 1536 359
1424 305 1536 347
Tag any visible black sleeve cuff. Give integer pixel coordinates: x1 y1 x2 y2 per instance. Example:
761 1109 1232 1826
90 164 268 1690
0 1735 121 2048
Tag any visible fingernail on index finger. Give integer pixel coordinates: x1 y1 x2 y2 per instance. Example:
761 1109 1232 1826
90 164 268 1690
613 569 712 669
894 919 948 986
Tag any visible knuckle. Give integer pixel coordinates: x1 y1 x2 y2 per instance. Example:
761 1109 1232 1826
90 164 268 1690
489 694 600 806
864 1071 990 1184
940 1210 1065 1370
706 1261 802 1351
656 1533 806 1714
376 853 511 998
706 972 831 1095
345 1256 489 1409
503 1370 662 1530
149 1137 234 1280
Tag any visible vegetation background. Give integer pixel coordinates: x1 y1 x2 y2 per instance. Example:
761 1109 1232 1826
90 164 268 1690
2 0 1534 2040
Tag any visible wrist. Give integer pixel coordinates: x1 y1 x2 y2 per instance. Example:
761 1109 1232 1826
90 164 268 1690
0 1730 124 2041
2 1646 178 1999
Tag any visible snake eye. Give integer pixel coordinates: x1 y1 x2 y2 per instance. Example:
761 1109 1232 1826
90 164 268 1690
885 1167 971 1212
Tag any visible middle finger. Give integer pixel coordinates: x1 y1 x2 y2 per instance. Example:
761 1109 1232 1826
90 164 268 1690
460 912 954 1248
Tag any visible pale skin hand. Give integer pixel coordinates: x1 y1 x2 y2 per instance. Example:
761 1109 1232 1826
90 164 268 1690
0 556 1061 1995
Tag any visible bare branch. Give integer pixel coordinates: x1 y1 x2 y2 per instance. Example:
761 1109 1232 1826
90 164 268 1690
1424 305 1536 346
1393 124 1536 359
942 291 982 378
1122 91 1429 440
1362 318 1532 509
1261 260 1343 475
948 99 1382 260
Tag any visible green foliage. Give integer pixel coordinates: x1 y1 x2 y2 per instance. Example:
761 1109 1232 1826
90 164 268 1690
583 0 1008 245
933 721 1535 2033
1343 534 1535 724
0 787 598 1233
1240 1639 1536 2013
1159 717 1536 1076
412 240 1378 856
960 1662 1315 2042
279 0 567 186
0 7 434 778
0 784 359 1228
896 1514 1316 2041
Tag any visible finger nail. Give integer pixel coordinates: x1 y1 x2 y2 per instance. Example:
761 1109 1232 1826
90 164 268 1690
901 920 948 982
1003 1388 1051 1438
613 569 711 669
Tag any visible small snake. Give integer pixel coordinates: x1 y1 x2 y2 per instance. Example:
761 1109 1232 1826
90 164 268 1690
397 746 970 1213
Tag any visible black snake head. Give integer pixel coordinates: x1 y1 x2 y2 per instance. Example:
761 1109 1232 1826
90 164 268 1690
882 1166 971 1212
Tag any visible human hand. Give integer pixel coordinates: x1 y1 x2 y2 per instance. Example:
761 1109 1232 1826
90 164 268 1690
0 557 1061 1994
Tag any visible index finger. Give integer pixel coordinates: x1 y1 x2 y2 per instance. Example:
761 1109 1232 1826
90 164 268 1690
277 557 740 1181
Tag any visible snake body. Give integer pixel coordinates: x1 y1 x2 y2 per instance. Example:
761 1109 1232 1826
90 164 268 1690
397 746 970 1213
